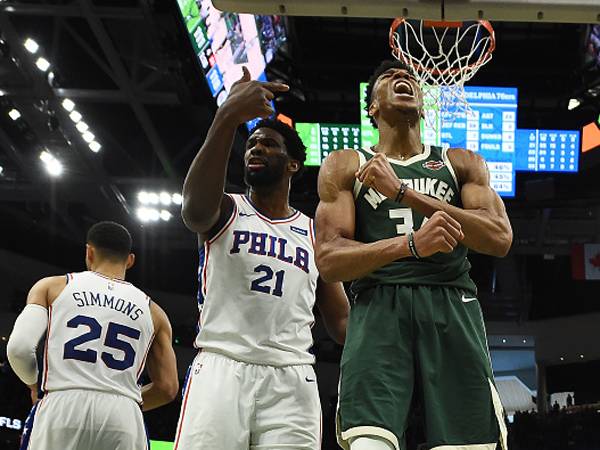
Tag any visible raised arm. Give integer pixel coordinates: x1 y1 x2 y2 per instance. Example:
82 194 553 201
315 150 462 282
315 279 349 345
141 302 179 411
181 67 289 234
355 150 512 257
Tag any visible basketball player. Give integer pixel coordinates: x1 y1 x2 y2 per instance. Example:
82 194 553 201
7 221 178 450
175 67 349 449
315 60 513 450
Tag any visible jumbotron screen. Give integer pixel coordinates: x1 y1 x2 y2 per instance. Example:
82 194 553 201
176 0 286 107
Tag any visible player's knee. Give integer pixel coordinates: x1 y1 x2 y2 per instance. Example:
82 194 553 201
350 436 396 450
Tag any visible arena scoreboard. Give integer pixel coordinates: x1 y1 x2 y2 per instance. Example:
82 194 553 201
296 123 361 166
515 129 580 172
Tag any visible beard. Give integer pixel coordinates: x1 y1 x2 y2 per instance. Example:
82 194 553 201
244 156 287 188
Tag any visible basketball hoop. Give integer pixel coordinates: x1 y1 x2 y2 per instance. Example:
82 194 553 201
389 18 496 131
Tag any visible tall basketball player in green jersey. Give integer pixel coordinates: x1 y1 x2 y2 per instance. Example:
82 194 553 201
315 60 513 450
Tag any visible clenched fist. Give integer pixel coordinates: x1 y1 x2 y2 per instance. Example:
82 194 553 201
355 153 403 200
412 211 464 257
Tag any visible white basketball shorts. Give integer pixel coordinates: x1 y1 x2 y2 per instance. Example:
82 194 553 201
174 351 322 450
21 389 148 450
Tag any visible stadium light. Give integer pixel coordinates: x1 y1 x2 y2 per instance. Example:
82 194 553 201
39 151 63 177
46 159 63 176
8 109 21 120
39 151 52 164
136 207 161 222
136 207 151 223
172 193 183 205
137 191 182 208
69 110 82 123
35 57 50 72
147 192 159 205
89 141 101 153
62 98 75 112
148 208 160 221
24 38 39 54
568 98 581 110
82 131 95 143
76 121 89 132
160 210 172 221
159 192 172 205
138 191 150 204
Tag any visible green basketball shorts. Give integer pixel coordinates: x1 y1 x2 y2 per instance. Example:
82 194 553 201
337 284 507 450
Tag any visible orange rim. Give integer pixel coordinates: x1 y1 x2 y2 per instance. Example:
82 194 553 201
389 17 496 76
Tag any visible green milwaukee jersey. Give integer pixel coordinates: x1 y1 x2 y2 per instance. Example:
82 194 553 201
351 145 477 295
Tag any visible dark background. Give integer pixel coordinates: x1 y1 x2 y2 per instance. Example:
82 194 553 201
1 1 600 448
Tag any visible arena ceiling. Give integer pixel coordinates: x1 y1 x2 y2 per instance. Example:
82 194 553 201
1 0 599 321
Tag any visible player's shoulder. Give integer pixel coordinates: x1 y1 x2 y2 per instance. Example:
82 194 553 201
446 147 488 183
35 274 68 291
319 149 360 192
27 275 69 307
447 147 486 165
149 300 171 331
322 148 360 169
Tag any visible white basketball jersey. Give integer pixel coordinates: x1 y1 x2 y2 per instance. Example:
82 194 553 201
42 271 154 403
194 194 319 366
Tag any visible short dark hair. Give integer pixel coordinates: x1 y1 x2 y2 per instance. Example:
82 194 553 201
365 60 416 128
86 221 132 261
249 119 307 168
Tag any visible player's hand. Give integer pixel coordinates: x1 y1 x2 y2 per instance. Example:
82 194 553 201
355 153 402 200
220 66 289 124
412 211 464 257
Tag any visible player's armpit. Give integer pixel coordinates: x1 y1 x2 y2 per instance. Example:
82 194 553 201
315 150 411 282
142 302 179 411
316 279 350 345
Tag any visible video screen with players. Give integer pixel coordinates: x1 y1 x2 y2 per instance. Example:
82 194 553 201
176 0 286 107
585 24 600 67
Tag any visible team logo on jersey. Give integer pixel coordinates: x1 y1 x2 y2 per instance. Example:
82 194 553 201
290 225 308 236
422 160 446 171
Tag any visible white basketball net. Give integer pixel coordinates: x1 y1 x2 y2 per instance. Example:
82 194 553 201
389 19 495 131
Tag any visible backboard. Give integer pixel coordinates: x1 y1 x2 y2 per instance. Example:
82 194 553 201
211 0 599 23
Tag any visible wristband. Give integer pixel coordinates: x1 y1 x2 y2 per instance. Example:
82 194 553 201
394 182 408 203
408 231 421 259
